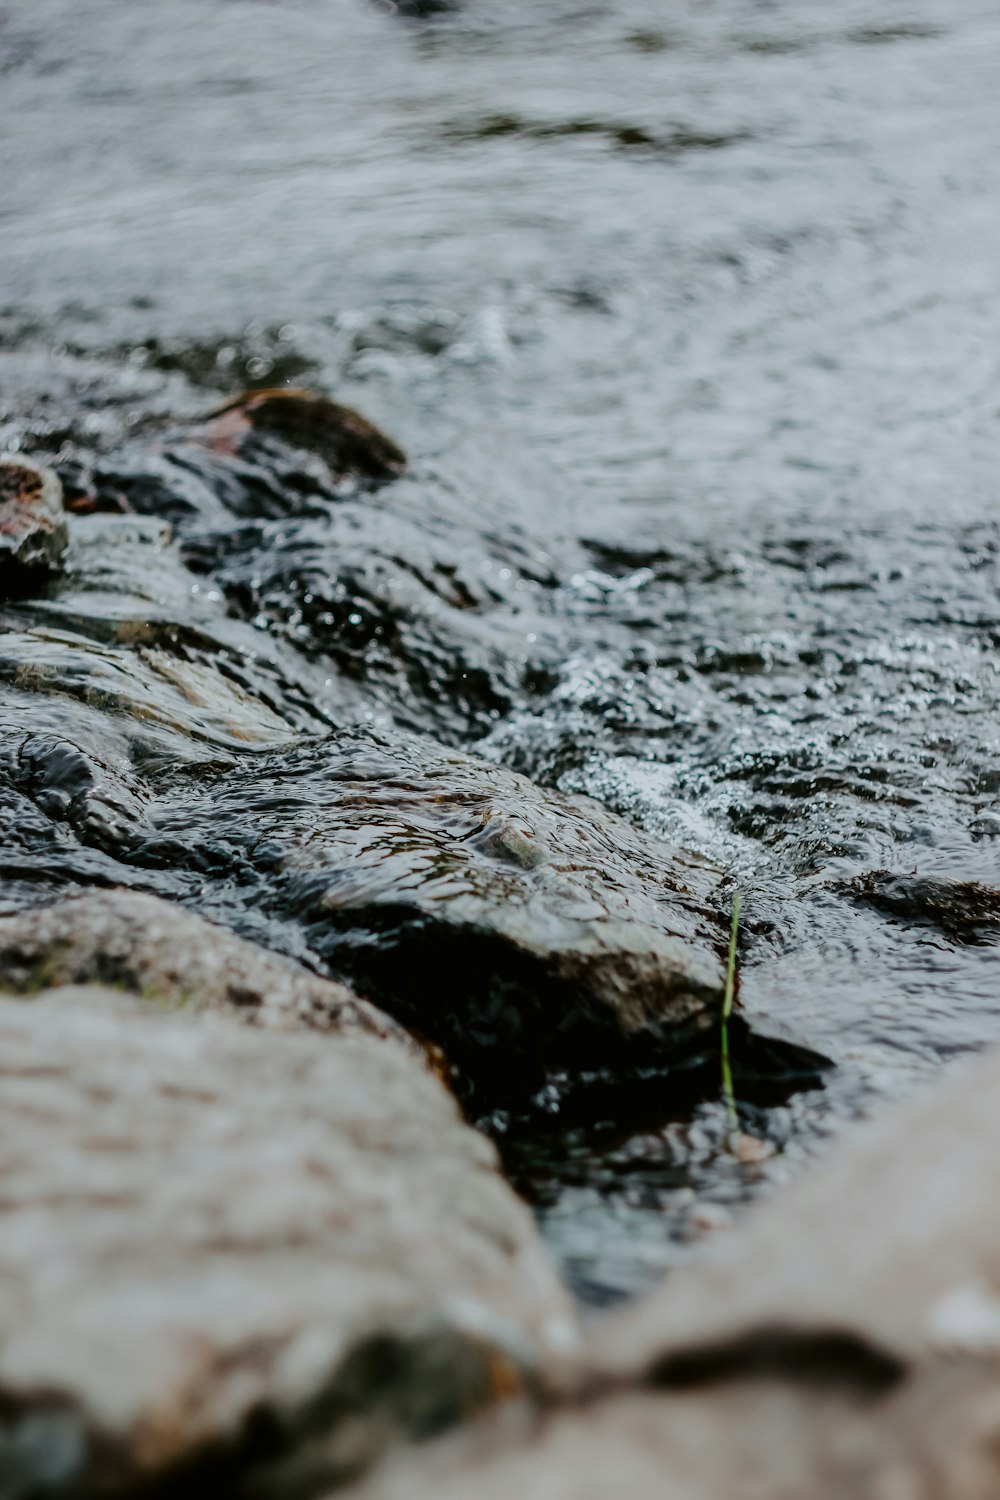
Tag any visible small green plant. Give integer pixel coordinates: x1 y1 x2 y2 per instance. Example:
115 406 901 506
720 889 741 1133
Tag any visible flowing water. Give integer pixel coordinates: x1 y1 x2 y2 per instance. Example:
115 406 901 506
2 0 1000 1303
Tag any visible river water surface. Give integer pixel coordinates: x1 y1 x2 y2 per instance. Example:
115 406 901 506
3 0 1000 1302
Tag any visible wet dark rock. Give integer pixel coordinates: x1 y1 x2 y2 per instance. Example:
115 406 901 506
0 455 68 591
0 887 414 1049
0 418 831 1138
1 710 728 1118
847 871 1000 944
78 425 583 741
969 807 1000 838
0 984 577 1497
60 388 407 528
0 508 364 758
0 434 742 1121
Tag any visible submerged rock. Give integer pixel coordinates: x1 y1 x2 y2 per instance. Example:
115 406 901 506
847 870 1000 943
71 421 586 740
0 984 576 1497
0 887 413 1049
0 454 68 591
201 387 408 484
0 421 740 1117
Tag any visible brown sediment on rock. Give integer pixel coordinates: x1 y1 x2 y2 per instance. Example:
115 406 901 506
199 388 408 482
0 453 68 588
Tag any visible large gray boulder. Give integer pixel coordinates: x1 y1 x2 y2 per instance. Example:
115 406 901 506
0 985 577 1498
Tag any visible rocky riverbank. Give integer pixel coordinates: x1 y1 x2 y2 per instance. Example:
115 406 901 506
0 397 996 1498
3 913 1000 1496
5 0 1000 1491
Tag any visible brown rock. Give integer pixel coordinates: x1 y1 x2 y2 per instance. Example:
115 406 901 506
848 869 1000 943
0 454 68 587
201 388 407 482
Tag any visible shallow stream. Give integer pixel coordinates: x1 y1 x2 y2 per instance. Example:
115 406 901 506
2 0 1000 1302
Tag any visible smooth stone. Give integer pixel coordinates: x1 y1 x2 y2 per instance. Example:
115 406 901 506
352 1365 1000 1500
0 984 577 1497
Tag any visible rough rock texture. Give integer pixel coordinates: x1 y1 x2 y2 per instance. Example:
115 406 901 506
0 454 68 587
0 438 753 1120
0 414 765 1124
0 888 413 1048
350 1042 1000 1500
0 985 577 1498
79 421 591 742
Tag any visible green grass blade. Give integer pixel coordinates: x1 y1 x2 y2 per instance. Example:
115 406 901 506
720 889 741 1132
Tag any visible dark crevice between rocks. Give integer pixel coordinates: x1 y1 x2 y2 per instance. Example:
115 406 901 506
495 1013 829 1244
646 1325 906 1396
